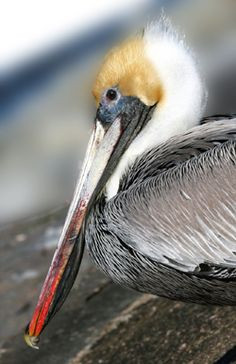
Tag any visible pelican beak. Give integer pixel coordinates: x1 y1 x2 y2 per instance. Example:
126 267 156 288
24 96 155 348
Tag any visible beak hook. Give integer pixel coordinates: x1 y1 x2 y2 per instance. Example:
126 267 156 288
24 325 40 349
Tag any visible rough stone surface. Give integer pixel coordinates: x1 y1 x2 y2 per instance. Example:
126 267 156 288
77 298 236 364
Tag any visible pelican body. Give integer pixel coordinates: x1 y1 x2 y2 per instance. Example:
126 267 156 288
25 18 236 349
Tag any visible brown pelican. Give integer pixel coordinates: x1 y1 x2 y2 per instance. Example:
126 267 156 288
25 18 236 349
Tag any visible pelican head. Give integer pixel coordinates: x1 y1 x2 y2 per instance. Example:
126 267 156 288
25 18 206 348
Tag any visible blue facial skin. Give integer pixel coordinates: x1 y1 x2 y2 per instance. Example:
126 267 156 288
96 88 130 126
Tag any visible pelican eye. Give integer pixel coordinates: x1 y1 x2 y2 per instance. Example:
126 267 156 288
106 89 117 101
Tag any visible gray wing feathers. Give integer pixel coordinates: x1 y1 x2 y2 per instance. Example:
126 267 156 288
201 114 236 124
120 119 236 190
107 120 236 273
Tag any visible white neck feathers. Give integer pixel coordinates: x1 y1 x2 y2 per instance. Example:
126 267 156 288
105 20 207 200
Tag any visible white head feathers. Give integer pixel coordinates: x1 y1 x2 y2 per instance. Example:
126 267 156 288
98 17 208 199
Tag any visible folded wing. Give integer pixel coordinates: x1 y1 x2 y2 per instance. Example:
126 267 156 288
107 118 236 274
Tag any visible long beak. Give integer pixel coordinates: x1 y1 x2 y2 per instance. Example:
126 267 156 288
24 97 154 349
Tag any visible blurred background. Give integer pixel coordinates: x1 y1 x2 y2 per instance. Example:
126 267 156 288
1 0 236 361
